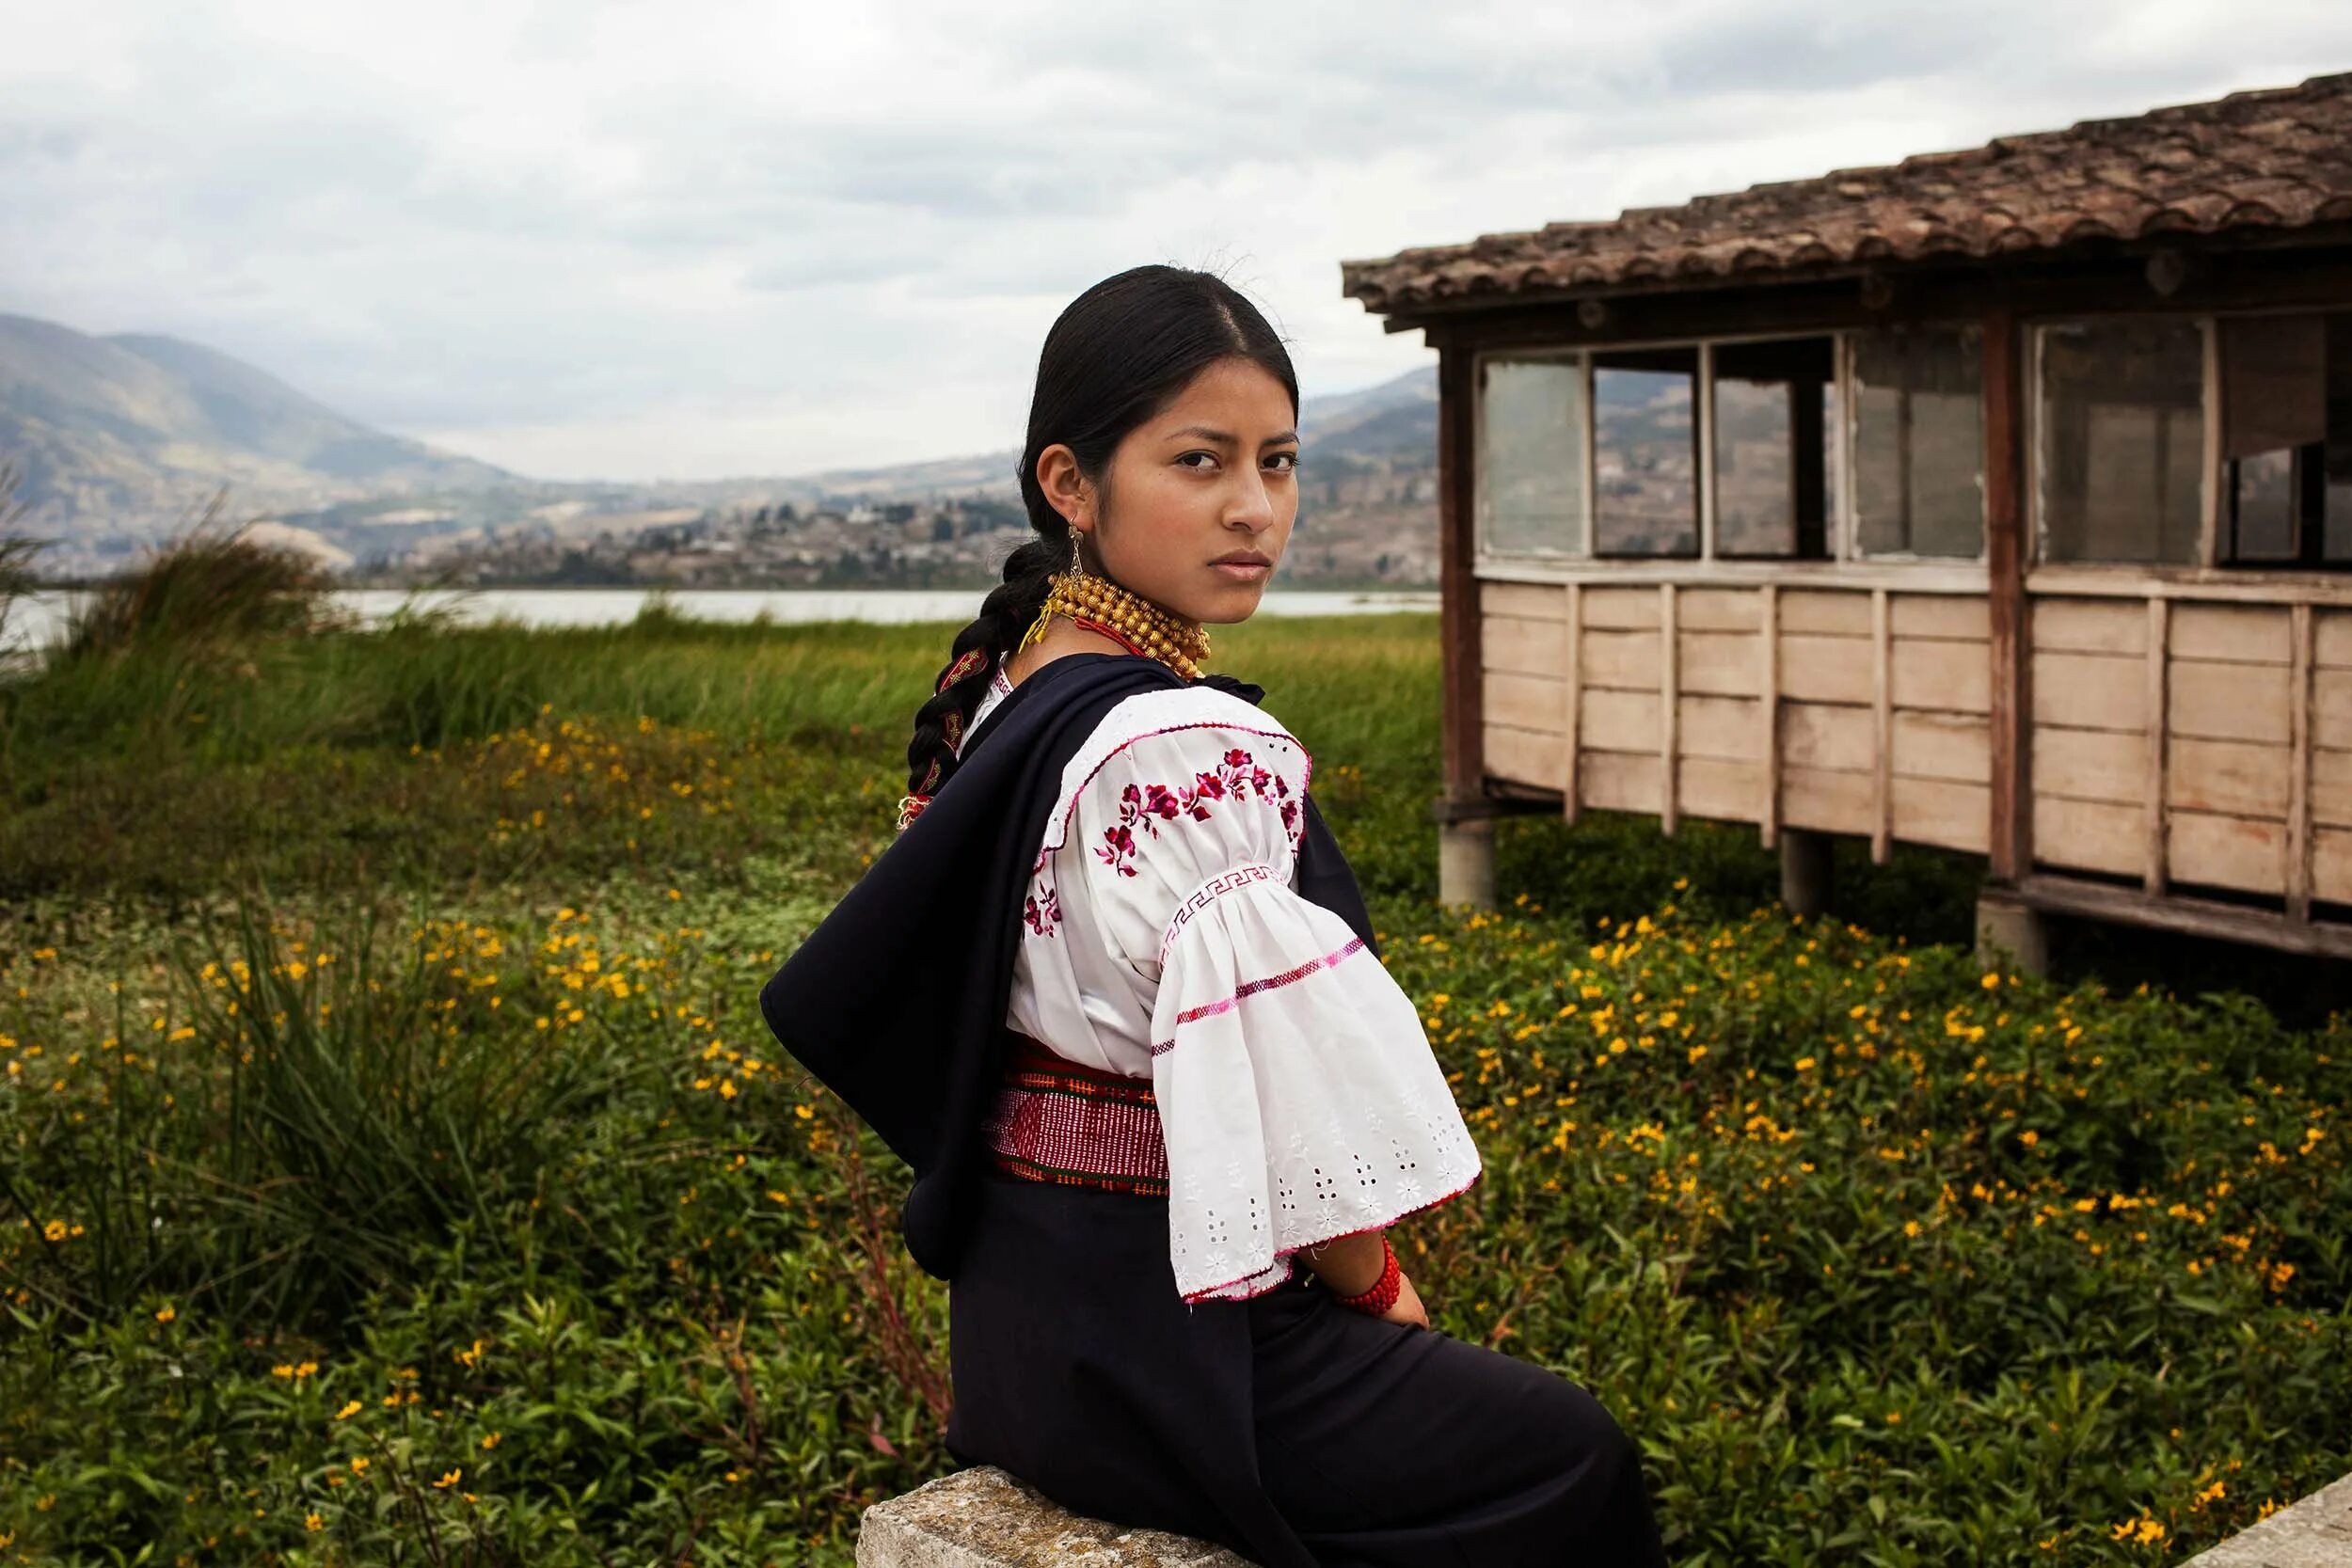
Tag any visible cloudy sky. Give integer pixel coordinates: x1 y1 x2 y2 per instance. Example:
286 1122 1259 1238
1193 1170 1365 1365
4 2 2346 483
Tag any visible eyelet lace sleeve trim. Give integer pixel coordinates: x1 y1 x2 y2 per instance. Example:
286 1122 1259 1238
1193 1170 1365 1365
1147 870 1485 1305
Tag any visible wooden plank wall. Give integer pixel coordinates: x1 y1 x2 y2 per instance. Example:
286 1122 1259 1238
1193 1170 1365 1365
1478 580 1993 857
2030 598 2352 906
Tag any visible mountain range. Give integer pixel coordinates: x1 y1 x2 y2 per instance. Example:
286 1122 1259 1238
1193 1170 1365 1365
0 314 512 556
0 310 1438 582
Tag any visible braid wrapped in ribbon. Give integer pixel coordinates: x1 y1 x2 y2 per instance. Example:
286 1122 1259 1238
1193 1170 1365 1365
898 548 1210 835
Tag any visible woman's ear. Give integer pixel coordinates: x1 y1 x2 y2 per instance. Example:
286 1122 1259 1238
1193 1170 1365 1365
1036 443 1093 532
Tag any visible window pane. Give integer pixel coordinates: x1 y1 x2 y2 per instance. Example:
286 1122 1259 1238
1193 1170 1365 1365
2231 449 2299 560
1594 347 1698 557
1476 356 1587 556
2039 320 2204 565
2222 314 2324 562
1851 326 1984 558
1713 338 1834 558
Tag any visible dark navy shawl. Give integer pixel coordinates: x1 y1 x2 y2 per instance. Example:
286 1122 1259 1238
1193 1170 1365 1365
757 651 1378 1281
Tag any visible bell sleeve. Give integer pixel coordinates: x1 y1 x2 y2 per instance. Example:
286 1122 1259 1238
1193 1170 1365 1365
1062 702 1483 1305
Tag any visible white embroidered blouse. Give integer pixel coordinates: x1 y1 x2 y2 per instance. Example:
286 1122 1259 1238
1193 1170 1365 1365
959 661 1483 1304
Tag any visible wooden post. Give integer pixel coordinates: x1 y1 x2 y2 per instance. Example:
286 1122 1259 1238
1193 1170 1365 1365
1871 587 1892 865
1983 307 2031 883
1437 343 1483 806
1436 341 1494 910
2145 596 2170 895
1759 583 1781 849
1896 378 1915 549
1562 582 1582 824
1781 830 1834 918
1792 377 1828 559
2288 601 2314 922
2200 318 2222 568
1660 582 1680 836
1697 343 1718 561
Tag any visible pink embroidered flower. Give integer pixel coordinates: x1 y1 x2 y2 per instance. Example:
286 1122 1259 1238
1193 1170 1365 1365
1096 823 1141 878
1095 744 1297 877
1024 884 1063 935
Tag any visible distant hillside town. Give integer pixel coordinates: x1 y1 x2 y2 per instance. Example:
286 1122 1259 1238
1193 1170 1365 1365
1 309 1441 589
359 463 1438 591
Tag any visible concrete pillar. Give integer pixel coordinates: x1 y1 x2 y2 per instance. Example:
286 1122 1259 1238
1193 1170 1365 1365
1974 889 2050 976
1779 829 1834 918
1438 818 1497 910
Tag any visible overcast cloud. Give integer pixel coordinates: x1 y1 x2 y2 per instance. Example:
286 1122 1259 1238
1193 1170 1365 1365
3 1 2346 482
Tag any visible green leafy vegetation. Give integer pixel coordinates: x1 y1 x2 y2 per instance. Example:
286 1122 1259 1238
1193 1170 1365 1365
1 589 2344 1565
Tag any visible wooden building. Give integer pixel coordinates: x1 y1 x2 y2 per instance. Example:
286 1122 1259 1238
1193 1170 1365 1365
1338 73 2352 965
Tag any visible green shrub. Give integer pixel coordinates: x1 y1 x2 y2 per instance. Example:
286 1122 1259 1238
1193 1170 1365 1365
58 503 346 664
2 609 2345 1565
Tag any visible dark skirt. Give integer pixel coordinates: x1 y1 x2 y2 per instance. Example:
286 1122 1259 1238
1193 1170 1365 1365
943 1170 1670 1568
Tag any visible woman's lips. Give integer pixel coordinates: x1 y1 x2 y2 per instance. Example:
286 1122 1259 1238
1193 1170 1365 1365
1212 560 1271 580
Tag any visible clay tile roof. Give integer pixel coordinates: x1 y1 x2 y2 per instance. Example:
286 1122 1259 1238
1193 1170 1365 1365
1341 72 2352 319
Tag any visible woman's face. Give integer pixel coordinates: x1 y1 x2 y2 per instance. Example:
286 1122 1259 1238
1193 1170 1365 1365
1041 356 1300 625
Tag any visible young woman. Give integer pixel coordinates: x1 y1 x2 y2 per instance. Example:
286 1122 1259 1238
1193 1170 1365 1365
759 265 1668 1567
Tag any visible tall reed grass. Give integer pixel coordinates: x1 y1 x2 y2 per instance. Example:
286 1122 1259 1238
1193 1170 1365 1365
0 463 46 651
57 499 348 663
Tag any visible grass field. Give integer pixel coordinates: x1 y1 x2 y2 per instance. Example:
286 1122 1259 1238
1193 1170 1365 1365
2 589 2346 1566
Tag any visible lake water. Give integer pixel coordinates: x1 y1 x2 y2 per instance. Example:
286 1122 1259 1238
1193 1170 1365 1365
1 586 1438 657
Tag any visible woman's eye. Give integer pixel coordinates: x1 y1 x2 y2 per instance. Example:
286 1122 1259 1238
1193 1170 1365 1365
1178 451 1217 470
1267 451 1300 473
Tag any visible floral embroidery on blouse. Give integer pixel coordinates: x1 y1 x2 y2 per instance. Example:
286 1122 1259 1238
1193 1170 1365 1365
1023 883 1063 938
1092 747 1294 878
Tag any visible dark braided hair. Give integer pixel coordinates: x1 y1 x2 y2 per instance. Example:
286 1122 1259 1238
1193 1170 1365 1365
900 264 1299 815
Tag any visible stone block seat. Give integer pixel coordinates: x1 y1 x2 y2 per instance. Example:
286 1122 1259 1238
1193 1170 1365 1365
860 1463 2352 1567
2176 1470 2352 1567
857 1465 1256 1568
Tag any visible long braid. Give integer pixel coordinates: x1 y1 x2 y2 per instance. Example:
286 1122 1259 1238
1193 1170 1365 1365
899 530 1072 824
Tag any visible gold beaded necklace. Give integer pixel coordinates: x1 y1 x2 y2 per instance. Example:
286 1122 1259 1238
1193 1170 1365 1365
1017 562 1209 680
897 552 1209 833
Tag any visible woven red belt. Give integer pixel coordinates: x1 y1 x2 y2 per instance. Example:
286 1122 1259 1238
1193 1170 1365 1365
979 1031 1168 1197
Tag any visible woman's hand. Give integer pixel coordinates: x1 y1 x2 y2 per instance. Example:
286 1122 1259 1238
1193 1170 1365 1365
1378 1271 1429 1331
1303 1231 1429 1329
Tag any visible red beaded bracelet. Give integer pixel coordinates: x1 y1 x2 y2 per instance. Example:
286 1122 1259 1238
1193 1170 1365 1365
1328 1234 1402 1316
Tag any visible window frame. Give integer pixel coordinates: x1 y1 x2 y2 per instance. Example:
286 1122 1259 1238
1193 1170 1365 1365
1706 335 1843 564
1466 304 2352 588
1589 342 1705 562
1838 324 1992 566
1470 345 1595 561
2213 309 2352 573
2026 307 2352 575
1471 328 1862 575
2026 312 2216 572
